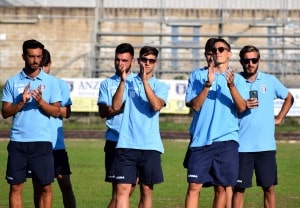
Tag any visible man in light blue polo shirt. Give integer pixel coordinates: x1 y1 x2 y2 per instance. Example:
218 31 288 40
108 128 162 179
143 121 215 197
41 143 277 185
112 46 169 208
184 38 247 208
233 45 294 208
1 39 61 207
33 48 76 208
97 43 136 208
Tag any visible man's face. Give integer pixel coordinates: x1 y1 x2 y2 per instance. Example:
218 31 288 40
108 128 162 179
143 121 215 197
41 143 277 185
212 42 232 66
205 51 214 65
114 52 134 75
138 54 157 75
42 64 51 74
240 51 260 76
22 48 43 71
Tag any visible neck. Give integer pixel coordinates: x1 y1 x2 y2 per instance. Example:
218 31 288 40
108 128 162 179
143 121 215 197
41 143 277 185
215 63 229 73
23 67 40 78
138 73 153 80
243 72 258 82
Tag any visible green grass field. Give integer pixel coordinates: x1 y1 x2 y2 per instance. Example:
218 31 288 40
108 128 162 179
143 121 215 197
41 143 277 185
0 139 300 207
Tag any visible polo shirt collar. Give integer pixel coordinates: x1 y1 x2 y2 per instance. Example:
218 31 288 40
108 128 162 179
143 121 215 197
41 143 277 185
20 68 46 81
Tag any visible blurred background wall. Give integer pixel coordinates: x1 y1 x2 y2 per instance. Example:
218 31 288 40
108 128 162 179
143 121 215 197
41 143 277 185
0 0 300 87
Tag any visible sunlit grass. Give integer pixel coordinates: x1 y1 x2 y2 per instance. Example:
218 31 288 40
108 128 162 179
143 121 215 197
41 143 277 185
0 140 299 207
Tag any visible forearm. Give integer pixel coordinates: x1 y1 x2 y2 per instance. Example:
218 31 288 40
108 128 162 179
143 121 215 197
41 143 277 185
38 100 61 117
276 93 294 123
60 106 71 118
98 104 123 118
229 85 247 113
189 86 210 112
112 81 125 111
143 81 164 111
1 101 25 119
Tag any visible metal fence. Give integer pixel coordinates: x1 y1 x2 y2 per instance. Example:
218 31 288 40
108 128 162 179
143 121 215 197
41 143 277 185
87 0 300 87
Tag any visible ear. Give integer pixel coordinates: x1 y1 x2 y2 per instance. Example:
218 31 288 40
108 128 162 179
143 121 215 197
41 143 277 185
22 54 25 61
228 51 232 59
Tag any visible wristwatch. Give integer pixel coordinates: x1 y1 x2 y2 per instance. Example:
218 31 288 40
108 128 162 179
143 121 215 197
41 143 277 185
205 81 212 88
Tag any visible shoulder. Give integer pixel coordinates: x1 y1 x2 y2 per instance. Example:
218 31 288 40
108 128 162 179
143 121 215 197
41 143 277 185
257 71 279 82
234 72 245 80
102 74 119 84
7 71 22 82
189 67 206 78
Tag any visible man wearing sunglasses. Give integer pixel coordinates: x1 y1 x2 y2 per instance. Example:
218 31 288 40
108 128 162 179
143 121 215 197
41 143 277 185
184 38 235 208
112 46 169 208
185 38 247 208
233 45 294 208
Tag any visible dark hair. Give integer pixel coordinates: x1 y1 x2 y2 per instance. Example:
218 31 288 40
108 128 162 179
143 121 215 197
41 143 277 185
22 39 44 55
205 38 217 53
213 38 231 51
41 49 51 66
239 45 260 59
139 46 159 58
115 43 134 57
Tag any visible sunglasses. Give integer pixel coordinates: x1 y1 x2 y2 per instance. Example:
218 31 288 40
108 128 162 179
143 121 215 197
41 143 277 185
139 57 156 64
241 58 259 64
212 47 230 54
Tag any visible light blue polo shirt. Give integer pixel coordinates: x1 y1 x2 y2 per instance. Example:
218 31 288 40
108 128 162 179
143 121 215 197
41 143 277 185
185 68 247 147
116 75 169 153
52 78 72 149
187 67 206 136
97 72 136 142
2 69 61 142
238 71 289 152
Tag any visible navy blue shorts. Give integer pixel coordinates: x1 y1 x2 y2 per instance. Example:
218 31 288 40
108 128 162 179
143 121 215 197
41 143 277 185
104 140 117 182
6 141 54 185
53 149 72 176
235 151 277 188
187 140 239 186
114 148 163 185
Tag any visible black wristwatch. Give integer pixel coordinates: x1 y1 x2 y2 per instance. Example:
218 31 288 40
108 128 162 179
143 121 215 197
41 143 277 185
205 81 212 88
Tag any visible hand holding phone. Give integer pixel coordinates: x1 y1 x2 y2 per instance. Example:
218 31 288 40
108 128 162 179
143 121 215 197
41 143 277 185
247 90 259 109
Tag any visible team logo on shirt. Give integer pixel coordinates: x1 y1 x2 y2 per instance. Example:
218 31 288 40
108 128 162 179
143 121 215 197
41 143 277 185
260 85 267 93
39 84 46 92
129 89 136 98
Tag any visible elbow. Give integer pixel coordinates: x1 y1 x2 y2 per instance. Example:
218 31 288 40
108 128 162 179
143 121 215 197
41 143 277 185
53 106 61 118
2 113 9 119
290 94 294 105
98 112 106 119
152 101 166 112
65 107 71 119
152 105 162 112
112 102 122 112
238 106 247 114
190 102 200 112
237 100 247 113
65 112 71 119
112 105 119 112
1 109 10 119
191 106 200 112
237 108 246 114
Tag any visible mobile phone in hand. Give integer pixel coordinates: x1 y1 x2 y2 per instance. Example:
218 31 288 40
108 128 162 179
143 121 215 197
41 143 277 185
249 90 258 99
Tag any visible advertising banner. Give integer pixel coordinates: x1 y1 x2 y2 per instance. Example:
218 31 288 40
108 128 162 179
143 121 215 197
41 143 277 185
63 78 300 116
63 78 190 114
